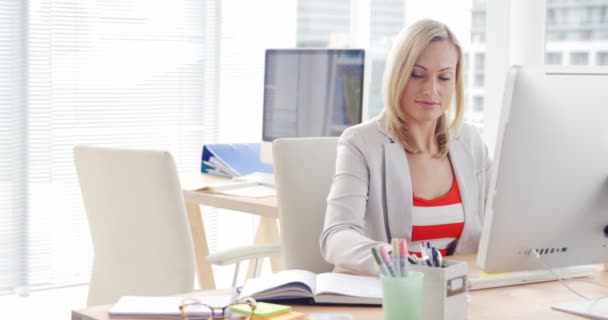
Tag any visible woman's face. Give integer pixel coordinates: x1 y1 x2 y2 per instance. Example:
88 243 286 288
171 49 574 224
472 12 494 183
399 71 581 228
399 40 459 125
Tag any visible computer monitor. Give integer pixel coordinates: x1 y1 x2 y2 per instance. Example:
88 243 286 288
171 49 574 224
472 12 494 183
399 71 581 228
260 49 365 163
477 65 608 274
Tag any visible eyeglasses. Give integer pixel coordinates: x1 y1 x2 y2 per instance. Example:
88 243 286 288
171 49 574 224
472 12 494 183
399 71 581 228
179 296 257 320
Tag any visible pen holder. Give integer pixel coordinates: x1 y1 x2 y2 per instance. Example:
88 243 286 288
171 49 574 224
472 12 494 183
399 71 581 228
409 260 468 320
381 271 424 320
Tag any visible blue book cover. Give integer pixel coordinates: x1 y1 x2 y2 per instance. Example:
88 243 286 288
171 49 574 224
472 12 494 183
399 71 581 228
201 143 273 177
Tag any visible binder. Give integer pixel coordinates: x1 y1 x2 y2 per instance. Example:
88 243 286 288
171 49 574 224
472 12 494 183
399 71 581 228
201 143 273 177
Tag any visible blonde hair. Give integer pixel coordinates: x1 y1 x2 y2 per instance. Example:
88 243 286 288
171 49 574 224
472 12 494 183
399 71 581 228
382 19 465 158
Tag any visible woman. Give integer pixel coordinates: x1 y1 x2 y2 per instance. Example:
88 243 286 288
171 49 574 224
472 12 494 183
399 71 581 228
319 19 492 275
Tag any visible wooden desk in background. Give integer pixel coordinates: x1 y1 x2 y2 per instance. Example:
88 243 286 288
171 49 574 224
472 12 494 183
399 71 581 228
180 174 282 290
72 255 608 320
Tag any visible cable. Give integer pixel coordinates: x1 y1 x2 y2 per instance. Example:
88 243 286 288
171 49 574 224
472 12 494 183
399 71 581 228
570 279 608 291
531 249 590 300
530 249 608 301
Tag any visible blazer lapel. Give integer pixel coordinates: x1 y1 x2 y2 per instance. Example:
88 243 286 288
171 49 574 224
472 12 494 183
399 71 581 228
449 138 479 253
383 143 413 241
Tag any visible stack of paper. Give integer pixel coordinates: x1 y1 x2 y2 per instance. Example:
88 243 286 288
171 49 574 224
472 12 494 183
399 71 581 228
201 181 276 198
108 295 234 319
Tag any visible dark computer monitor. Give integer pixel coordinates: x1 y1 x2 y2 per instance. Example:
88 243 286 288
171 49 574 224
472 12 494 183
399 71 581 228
260 49 365 163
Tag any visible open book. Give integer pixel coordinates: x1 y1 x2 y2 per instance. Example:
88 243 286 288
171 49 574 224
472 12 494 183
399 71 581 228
238 270 381 305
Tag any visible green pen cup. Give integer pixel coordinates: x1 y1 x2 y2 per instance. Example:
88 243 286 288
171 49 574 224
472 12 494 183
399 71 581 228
382 271 424 320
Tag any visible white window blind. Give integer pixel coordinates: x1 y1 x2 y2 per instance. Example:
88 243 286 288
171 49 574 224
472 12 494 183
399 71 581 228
0 0 27 294
1 0 219 293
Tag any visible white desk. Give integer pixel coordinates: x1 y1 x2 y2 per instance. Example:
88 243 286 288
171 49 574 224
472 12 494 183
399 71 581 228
180 174 282 290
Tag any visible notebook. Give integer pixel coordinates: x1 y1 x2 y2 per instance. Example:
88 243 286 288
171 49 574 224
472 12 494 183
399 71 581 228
238 270 381 305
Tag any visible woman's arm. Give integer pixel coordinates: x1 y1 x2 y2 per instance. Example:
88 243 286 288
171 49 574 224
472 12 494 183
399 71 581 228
319 129 388 275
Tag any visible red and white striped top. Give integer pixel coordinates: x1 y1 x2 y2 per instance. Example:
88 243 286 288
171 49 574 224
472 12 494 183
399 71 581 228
409 176 464 257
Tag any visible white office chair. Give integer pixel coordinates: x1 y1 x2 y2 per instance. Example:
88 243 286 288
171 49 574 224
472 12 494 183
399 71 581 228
272 137 337 273
73 146 195 306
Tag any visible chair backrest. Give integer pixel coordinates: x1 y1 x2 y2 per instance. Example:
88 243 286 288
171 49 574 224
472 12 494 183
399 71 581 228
272 137 338 273
73 146 195 306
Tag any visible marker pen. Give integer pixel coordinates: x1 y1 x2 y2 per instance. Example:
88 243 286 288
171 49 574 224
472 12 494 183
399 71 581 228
371 247 391 277
391 239 401 277
379 245 396 277
399 239 408 277
420 243 432 266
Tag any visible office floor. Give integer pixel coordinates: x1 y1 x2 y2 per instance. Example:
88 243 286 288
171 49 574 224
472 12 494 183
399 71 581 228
0 263 270 320
1 285 88 320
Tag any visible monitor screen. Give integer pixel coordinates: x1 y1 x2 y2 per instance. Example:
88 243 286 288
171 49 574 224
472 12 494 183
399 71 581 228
262 49 365 141
477 65 608 273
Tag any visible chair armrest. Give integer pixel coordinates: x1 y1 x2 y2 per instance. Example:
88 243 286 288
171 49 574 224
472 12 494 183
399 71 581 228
206 244 281 266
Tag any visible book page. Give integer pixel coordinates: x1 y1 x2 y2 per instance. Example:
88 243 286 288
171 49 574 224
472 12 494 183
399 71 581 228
239 269 317 300
314 273 381 301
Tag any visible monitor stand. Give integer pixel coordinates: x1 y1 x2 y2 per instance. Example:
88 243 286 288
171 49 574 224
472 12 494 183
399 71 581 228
552 299 608 319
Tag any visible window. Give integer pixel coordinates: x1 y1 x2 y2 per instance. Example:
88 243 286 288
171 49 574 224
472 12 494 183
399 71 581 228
474 53 485 71
545 52 563 65
463 53 470 88
297 0 351 47
473 96 484 113
467 0 487 127
471 9 486 43
570 52 589 65
546 0 608 67
366 0 407 117
474 74 485 89
1 0 218 293
369 59 388 117
0 0 24 294
465 95 484 129
597 52 608 65
242 0 481 122
547 8 557 24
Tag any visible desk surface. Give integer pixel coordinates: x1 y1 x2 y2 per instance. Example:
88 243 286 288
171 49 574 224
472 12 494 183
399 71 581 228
181 174 277 218
72 255 608 320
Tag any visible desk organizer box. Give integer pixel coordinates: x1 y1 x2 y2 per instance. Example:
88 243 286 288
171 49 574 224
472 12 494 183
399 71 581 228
409 260 468 320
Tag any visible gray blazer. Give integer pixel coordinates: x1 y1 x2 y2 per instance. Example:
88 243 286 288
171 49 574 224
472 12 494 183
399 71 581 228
319 112 492 275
